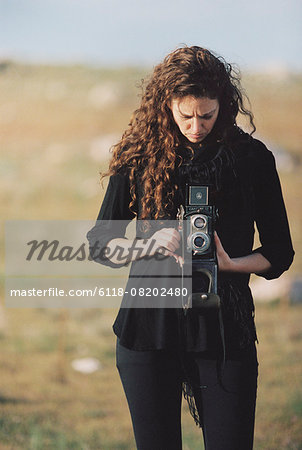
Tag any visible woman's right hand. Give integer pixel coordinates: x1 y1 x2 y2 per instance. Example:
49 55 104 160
105 228 183 266
148 228 183 265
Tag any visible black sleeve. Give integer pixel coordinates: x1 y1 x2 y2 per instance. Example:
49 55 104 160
252 143 294 280
86 173 136 268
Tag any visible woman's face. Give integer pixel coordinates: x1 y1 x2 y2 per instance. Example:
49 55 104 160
170 96 219 144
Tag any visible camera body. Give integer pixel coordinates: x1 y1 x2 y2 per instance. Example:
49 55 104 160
181 185 217 261
178 184 220 308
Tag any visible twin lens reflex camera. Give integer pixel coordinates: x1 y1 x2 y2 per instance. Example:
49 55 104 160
177 185 220 309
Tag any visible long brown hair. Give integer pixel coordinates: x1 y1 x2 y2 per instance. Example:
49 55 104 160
103 45 255 219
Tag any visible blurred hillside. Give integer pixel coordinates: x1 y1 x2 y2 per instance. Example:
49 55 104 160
0 62 146 220
0 62 302 449
1 61 301 267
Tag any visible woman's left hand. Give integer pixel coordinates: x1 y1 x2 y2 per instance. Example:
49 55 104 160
214 231 234 272
214 231 272 274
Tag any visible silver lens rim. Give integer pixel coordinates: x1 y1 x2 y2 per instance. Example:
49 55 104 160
190 232 211 253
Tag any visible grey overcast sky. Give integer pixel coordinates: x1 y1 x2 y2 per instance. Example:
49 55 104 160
0 0 301 70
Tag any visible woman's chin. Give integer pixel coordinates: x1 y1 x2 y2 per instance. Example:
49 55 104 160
186 135 205 143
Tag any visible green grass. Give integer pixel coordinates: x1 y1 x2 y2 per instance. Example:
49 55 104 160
291 392 302 418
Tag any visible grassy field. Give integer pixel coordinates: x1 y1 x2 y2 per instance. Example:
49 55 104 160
0 62 302 449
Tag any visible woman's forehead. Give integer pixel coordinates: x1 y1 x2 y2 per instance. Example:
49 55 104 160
171 96 219 114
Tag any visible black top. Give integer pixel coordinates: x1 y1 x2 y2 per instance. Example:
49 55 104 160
87 128 294 354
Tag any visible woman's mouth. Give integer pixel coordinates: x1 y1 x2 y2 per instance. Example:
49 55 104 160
188 134 205 140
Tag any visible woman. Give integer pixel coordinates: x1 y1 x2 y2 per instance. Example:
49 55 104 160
87 46 294 449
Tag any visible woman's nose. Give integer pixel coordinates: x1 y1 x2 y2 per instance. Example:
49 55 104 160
191 118 203 133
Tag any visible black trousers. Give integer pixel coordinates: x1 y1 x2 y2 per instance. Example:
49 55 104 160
116 339 258 450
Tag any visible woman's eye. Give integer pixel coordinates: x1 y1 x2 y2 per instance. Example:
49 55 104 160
181 114 213 120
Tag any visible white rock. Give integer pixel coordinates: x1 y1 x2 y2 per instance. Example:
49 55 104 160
71 357 102 374
250 276 291 303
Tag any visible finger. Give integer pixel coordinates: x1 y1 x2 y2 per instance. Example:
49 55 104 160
157 237 179 253
176 255 184 267
171 229 181 242
168 251 183 265
167 230 181 248
167 238 180 251
214 231 222 248
157 247 176 259
152 229 181 253
214 232 226 258
161 228 181 242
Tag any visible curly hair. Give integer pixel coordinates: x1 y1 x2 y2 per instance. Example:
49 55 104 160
103 45 256 219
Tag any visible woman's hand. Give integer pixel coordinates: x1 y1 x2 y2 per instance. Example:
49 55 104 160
149 228 184 265
105 228 183 266
214 231 272 274
214 231 234 271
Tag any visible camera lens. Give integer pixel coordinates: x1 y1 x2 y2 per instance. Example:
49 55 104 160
193 236 205 248
194 216 206 229
190 232 210 254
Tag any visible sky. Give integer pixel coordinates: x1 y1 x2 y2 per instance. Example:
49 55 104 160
0 0 301 71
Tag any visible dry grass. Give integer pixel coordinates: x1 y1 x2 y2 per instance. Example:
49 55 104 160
1 304 301 449
0 62 301 449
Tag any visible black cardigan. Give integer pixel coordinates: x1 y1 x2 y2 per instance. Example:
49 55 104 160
87 129 294 354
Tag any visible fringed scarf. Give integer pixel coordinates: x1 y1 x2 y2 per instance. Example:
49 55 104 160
175 140 236 193
175 139 257 428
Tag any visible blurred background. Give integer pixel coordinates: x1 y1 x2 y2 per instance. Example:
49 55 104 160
0 0 302 448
